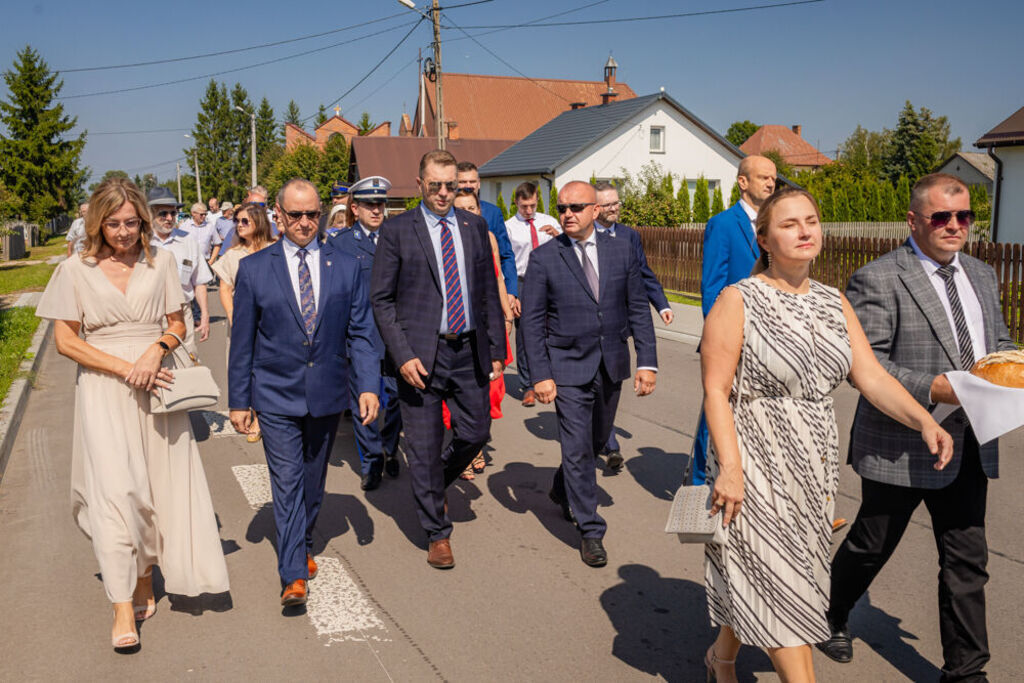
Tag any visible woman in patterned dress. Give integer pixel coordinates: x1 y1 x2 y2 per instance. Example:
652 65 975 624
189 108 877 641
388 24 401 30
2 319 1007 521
699 188 953 682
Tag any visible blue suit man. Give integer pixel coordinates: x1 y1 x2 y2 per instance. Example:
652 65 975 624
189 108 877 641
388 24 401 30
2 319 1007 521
593 182 672 468
692 156 775 484
332 176 403 491
456 161 518 297
522 181 658 567
371 151 506 569
229 179 379 606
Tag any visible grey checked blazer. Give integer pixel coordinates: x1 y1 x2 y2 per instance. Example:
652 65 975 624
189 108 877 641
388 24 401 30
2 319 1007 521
846 241 1015 489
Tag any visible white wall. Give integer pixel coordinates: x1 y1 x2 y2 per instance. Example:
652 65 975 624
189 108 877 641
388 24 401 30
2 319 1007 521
995 146 1024 244
937 157 993 193
479 175 550 208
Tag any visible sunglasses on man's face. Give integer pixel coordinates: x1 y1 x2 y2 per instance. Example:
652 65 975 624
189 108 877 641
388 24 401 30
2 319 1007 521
919 209 975 228
282 210 321 221
424 180 458 194
456 186 476 194
556 202 595 214
155 209 176 218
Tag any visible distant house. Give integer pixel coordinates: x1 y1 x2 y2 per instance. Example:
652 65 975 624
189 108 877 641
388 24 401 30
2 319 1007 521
740 124 832 172
477 91 744 208
976 105 1024 243
348 137 516 210
936 152 995 194
285 109 390 152
405 57 638 142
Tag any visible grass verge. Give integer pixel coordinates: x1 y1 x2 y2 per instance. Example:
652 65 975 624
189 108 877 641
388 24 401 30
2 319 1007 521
0 307 41 407
25 235 68 261
666 291 701 307
0 262 57 296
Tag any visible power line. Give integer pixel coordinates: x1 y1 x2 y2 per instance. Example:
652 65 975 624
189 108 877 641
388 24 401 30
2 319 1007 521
58 21 417 100
345 56 420 113
122 156 186 174
445 0 613 42
87 128 189 136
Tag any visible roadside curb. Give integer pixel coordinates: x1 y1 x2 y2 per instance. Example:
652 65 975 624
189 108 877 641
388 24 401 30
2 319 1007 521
0 316 53 485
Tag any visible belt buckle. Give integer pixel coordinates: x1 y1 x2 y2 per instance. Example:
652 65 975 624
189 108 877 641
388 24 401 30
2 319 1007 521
440 332 458 341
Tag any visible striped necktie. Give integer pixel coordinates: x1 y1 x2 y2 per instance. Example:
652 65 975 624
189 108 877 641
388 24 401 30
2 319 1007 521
439 218 466 334
578 241 599 301
936 263 975 370
297 248 316 336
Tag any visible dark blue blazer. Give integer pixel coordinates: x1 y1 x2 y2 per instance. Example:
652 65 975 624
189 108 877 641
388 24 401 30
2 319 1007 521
331 224 386 360
370 207 505 378
228 238 379 418
701 202 759 317
481 200 518 298
521 231 657 387
605 222 670 313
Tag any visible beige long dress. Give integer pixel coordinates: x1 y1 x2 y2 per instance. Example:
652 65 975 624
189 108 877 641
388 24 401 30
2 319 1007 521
36 249 229 603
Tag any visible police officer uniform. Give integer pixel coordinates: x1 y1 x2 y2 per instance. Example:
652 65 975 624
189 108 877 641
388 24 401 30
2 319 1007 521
320 181 350 235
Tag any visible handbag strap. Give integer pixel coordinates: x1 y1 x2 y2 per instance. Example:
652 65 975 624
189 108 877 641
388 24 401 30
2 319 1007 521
165 330 198 368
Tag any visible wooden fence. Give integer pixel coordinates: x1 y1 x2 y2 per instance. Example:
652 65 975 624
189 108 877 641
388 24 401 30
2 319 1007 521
636 225 1024 344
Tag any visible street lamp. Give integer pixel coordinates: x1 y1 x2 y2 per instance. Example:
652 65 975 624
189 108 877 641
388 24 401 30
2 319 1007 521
397 0 445 150
183 133 202 204
235 105 257 189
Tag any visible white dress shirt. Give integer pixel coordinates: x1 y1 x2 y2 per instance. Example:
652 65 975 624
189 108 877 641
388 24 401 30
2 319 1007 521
506 211 561 277
420 205 473 333
281 236 321 312
151 229 213 302
908 236 985 360
65 218 87 253
180 218 222 260
738 198 757 235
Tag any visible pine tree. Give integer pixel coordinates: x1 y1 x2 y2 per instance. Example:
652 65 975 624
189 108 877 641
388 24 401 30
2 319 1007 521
508 191 516 218
896 174 911 213
536 190 545 215
316 104 328 127
357 112 377 135
865 180 883 221
848 181 866 221
676 179 691 222
833 186 851 222
710 186 725 215
496 193 508 219
692 176 710 223
549 184 558 215
187 80 230 203
255 97 278 169
729 181 741 206
0 46 87 223
283 100 301 137
880 181 899 221
226 82 254 201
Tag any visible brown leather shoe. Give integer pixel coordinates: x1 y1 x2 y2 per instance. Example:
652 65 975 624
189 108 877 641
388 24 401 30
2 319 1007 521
521 389 537 407
427 539 455 569
307 554 318 580
281 579 308 606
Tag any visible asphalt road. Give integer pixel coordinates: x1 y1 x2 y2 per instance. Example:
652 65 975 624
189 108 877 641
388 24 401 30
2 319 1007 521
0 297 1021 682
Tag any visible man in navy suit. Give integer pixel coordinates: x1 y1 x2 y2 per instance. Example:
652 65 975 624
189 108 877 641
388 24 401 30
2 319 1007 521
691 155 775 484
521 181 658 567
332 176 403 492
370 150 505 569
593 180 672 470
456 161 517 302
229 178 380 606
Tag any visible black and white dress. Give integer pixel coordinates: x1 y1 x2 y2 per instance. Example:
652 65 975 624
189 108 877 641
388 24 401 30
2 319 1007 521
705 276 851 648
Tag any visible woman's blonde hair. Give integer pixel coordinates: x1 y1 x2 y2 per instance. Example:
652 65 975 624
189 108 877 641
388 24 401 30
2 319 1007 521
233 202 274 251
81 177 154 263
751 187 821 275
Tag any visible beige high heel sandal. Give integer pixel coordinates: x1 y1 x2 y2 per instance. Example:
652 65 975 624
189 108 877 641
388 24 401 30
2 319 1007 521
704 646 736 683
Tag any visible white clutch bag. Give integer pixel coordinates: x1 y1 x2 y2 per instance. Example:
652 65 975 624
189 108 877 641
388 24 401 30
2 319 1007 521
150 332 220 414
665 483 727 545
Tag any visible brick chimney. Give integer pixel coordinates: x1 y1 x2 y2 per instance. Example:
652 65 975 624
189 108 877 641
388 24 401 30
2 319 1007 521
570 102 587 110
601 55 619 106
792 124 802 137
447 121 459 141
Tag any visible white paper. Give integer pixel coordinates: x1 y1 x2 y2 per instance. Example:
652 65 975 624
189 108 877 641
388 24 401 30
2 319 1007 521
930 371 1024 445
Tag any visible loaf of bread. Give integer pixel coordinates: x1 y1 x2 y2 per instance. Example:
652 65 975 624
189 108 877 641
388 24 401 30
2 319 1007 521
970 350 1024 388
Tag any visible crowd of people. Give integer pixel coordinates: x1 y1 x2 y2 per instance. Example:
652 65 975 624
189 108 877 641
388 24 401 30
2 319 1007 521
38 151 1008 682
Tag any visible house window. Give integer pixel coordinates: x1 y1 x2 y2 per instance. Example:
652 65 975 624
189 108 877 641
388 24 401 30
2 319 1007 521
650 126 665 154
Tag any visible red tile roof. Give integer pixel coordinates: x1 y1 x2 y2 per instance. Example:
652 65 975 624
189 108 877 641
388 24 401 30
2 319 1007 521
740 125 832 167
414 72 637 141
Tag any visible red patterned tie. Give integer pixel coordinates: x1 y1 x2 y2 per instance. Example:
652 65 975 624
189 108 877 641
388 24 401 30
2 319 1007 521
528 218 539 249
439 218 465 334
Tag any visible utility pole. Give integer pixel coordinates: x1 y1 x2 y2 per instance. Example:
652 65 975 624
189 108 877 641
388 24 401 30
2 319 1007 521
194 148 202 204
176 163 182 204
431 0 445 150
237 105 257 189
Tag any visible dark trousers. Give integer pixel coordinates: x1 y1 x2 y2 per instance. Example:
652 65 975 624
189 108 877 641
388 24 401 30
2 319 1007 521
257 411 341 585
828 434 989 682
514 276 531 388
398 335 490 542
551 362 622 538
690 411 709 484
351 371 402 476
601 429 620 455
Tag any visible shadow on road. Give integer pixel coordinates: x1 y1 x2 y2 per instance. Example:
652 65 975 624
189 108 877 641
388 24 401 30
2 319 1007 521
522 410 560 441
850 591 941 680
246 493 375 551
626 446 689 501
145 568 233 617
600 564 771 682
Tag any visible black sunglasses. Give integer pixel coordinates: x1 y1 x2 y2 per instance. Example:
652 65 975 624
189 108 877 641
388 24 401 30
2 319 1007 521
282 210 321 221
456 186 476 195
556 202 595 214
238 217 251 226
424 180 458 194
155 209 176 218
918 209 975 228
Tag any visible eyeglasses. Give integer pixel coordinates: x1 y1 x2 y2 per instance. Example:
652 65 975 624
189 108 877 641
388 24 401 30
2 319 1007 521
456 186 477 195
102 218 142 231
251 201 267 207
282 209 321 221
238 218 251 226
556 202 595 214
193 212 207 217
598 201 621 210
155 209 176 218
424 180 458 194
917 209 975 228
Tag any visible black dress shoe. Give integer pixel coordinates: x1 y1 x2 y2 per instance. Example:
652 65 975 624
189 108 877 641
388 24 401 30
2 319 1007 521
816 622 853 663
605 450 624 470
384 455 400 478
361 471 382 491
580 538 607 567
548 487 575 523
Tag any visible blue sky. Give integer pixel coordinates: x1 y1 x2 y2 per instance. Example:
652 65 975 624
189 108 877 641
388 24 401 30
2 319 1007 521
1 0 1021 183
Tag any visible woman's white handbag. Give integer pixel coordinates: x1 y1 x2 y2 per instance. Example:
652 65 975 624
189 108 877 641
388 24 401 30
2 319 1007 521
149 332 220 414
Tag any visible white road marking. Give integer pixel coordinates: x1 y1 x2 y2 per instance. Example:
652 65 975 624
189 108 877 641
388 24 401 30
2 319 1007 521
198 410 239 438
231 464 273 509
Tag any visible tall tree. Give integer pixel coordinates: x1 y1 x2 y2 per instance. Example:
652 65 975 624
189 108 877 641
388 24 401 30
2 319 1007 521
549 184 558 217
255 97 279 162
895 174 911 212
725 120 759 147
839 124 890 179
883 101 960 184
677 179 691 222
322 134 349 186
357 112 377 135
187 80 230 202
692 176 710 223
316 104 328 127
89 169 128 193
0 46 87 223
283 99 301 137
226 82 254 201
132 172 158 196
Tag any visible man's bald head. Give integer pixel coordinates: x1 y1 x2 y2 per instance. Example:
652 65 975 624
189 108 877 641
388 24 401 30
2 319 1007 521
736 155 777 209
557 181 599 240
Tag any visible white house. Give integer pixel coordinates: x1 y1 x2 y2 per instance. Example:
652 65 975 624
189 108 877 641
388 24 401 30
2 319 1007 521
976 105 1024 244
936 152 995 195
477 92 744 209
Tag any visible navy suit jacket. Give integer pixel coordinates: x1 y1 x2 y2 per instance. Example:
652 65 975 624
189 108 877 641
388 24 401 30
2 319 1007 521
481 200 518 298
228 238 379 417
331 224 386 360
370 206 505 378
521 231 657 387
603 222 670 313
701 202 759 317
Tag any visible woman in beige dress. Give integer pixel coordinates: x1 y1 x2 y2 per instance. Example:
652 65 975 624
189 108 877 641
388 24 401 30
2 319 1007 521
36 178 229 651
212 202 274 443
